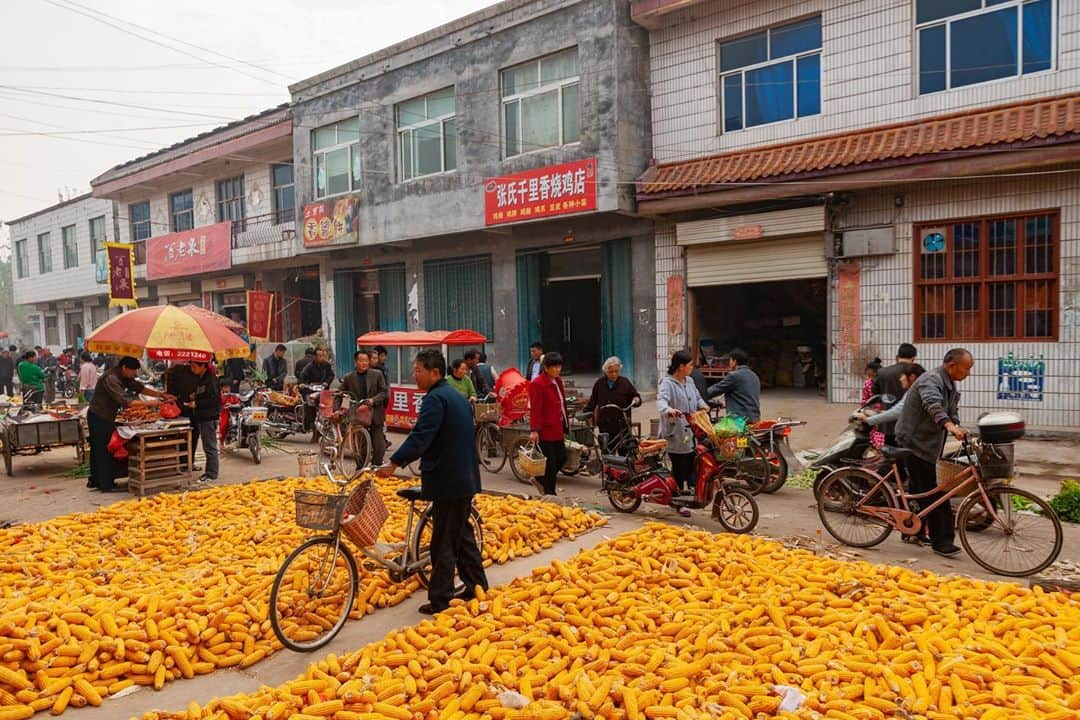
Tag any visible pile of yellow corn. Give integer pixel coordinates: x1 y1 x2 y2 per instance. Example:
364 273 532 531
0 477 604 717
142 523 1078 720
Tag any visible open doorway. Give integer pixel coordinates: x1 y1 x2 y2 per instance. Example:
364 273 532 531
542 248 602 376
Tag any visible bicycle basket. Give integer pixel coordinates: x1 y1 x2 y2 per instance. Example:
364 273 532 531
343 397 373 427
935 459 974 492
474 402 501 424
341 480 389 548
517 442 548 477
977 442 1014 480
293 490 347 531
318 390 336 419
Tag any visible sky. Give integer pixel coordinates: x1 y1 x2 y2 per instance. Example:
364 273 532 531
0 0 501 255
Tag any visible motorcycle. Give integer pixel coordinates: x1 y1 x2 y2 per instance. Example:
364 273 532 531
749 418 806 493
220 390 264 464
51 365 78 400
602 409 760 533
809 393 895 499
262 384 325 441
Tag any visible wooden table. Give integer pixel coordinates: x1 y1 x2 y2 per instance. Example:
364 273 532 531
123 424 193 497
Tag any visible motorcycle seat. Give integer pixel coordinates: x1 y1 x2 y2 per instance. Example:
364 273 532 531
396 486 424 502
880 446 913 462
227 404 244 412
602 454 630 468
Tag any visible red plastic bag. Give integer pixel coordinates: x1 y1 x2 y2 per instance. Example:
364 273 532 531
496 368 530 427
159 401 181 419
107 431 129 460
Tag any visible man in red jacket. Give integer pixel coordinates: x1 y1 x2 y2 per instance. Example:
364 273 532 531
528 352 568 496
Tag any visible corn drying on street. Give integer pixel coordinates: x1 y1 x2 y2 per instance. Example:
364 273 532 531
0 477 605 716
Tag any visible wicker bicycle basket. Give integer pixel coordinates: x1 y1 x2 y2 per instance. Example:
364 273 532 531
474 402 501 424
935 459 974 492
516 442 548 477
340 480 389 548
293 490 347 531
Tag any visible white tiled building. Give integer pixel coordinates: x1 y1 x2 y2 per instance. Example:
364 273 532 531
634 0 1080 431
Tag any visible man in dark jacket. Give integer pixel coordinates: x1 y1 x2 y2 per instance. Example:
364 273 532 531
896 348 972 558
706 348 761 423
463 349 492 397
339 350 389 466
0 347 14 397
377 349 486 615
262 344 289 391
872 343 917 444
294 347 316 379
168 360 222 483
299 347 335 441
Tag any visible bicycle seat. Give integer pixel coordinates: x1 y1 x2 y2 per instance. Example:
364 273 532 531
396 486 424 501
880 446 913 461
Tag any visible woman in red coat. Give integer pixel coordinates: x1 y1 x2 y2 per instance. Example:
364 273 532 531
528 352 568 496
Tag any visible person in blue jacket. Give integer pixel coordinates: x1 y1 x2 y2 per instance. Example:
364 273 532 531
377 349 487 614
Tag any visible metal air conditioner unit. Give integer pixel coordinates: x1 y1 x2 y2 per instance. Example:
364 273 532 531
828 226 896 258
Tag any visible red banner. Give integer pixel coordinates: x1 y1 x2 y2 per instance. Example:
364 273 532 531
146 221 232 281
666 275 684 337
386 385 426 431
484 157 597 226
105 242 136 308
246 290 273 341
836 262 861 369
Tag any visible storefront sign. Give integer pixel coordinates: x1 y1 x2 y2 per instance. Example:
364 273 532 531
246 290 273 341
105 242 136 308
484 157 597 226
997 353 1045 401
386 385 426 430
836 262 861 368
666 275 684 337
146 221 232 281
302 197 358 248
732 224 763 241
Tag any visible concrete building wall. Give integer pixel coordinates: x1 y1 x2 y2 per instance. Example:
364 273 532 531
828 170 1080 431
648 0 1080 163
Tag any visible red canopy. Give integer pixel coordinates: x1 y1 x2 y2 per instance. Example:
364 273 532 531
356 330 487 347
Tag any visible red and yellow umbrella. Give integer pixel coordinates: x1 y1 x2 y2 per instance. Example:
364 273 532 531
85 305 250 363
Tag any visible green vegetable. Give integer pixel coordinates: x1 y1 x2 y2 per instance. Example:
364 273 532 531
1049 479 1080 524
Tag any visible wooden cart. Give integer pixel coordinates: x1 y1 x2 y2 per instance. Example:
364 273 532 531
0 416 86 476
123 424 193 497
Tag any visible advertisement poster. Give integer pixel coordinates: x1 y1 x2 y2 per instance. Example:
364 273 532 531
484 157 597 226
105 242 136 308
302 197 358 248
146 221 232 281
386 385 426 430
246 290 273 341
997 353 1045 401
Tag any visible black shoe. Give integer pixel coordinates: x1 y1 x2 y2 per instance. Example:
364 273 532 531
86 479 96 488
418 602 448 615
901 533 929 546
99 487 125 493
933 544 961 558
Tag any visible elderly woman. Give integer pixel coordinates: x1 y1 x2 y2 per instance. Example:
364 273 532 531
584 356 641 448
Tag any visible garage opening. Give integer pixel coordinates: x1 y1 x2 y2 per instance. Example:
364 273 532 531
691 278 827 390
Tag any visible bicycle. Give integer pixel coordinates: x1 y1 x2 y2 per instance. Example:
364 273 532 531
816 437 1062 577
269 463 484 652
314 391 372 472
473 394 507 473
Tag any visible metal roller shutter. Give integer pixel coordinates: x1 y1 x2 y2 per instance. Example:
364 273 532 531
423 255 494 339
685 236 828 287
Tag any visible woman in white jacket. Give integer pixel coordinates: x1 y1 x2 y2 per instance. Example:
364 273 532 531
657 350 709 516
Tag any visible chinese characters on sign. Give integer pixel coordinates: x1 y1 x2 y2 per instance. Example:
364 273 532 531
146 221 232 281
666 275 684 338
484 157 597 226
386 386 426 431
105 242 136 308
836 262 861 369
246 291 273 341
997 353 1045 402
302 197 358 248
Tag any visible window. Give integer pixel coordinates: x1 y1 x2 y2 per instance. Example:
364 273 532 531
917 0 1054 95
719 16 821 133
37 232 52 274
169 189 194 232
89 215 106 263
501 48 580 157
914 212 1058 341
216 176 245 230
312 118 361 198
271 164 295 224
61 225 78 269
14 239 28 279
129 201 151 242
396 87 457 181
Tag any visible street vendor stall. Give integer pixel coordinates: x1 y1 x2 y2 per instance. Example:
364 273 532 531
356 330 486 431
0 405 85 476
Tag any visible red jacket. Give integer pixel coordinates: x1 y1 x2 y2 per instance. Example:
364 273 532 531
528 373 568 442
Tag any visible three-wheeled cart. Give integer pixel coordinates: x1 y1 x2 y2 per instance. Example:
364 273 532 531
0 414 86 476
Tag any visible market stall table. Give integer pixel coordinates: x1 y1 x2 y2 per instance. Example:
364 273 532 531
118 420 193 497
0 408 85 476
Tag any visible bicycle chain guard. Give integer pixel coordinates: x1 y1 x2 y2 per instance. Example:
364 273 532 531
861 506 922 534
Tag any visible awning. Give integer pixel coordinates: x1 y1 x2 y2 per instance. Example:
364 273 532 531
356 330 488 347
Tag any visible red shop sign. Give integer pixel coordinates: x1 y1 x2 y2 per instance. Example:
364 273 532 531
385 385 426 431
484 157 597 226
146 221 232 281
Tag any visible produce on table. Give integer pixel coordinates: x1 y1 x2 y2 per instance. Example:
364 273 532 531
116 405 161 425
142 523 1079 720
0 476 604 716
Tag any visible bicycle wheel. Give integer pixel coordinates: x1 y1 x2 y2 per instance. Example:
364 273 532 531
508 438 534 483
349 426 372 470
713 487 758 534
723 438 771 495
412 504 485 592
957 487 1063 577
816 468 895 548
476 423 507 474
269 536 358 652
317 422 342 471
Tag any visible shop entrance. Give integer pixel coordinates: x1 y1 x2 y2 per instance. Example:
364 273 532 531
542 277 601 376
691 278 827 390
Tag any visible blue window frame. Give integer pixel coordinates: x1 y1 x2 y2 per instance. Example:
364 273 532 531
719 16 821 133
917 0 1054 95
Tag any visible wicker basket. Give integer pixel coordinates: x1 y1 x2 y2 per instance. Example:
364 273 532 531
516 442 548 477
936 459 974 492
293 490 347 531
340 481 389 548
474 402 501 424
268 390 299 407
